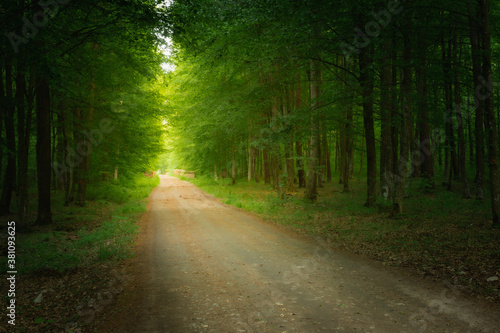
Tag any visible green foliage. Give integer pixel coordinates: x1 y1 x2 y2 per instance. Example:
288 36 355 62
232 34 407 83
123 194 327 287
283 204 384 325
0 174 157 274
77 215 139 262
86 174 159 203
12 232 81 274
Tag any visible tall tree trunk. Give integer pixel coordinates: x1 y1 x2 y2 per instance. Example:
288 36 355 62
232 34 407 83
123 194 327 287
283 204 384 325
231 143 236 185
467 107 474 167
295 74 305 188
317 132 324 188
325 133 331 183
253 148 259 182
391 49 399 176
296 142 305 188
380 40 394 200
59 100 72 206
0 57 16 215
452 22 471 199
322 129 330 184
469 9 485 200
359 47 377 207
306 59 320 202
442 37 458 188
248 140 252 182
416 31 433 187
271 95 282 194
0 60 4 195
35 76 52 225
286 135 295 192
263 148 271 184
393 29 412 215
340 99 353 193
16 59 32 227
479 0 500 228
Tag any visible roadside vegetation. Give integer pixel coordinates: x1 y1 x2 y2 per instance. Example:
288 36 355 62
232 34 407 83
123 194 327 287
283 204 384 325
179 174 500 303
0 174 159 332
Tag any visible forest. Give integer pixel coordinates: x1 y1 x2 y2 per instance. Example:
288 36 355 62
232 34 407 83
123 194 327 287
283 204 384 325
163 0 500 227
1 0 500 330
0 0 169 226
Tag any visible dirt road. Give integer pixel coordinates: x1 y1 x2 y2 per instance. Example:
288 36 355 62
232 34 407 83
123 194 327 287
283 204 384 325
97 175 499 332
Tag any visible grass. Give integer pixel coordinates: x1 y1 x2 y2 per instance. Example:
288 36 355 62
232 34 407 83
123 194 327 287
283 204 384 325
0 174 159 275
182 174 500 302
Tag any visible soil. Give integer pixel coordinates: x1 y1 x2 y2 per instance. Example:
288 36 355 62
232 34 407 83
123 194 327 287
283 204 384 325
92 175 500 333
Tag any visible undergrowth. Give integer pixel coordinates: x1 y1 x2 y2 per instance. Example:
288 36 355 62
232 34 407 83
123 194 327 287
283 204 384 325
1 174 158 275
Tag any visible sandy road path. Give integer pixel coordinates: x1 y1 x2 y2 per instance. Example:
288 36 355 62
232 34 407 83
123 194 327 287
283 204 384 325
97 175 499 332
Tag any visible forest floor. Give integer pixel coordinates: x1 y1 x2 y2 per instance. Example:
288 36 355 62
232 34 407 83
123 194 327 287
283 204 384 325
92 175 500 332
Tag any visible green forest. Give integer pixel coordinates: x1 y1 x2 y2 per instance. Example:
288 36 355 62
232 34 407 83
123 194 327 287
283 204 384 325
163 0 500 223
1 0 500 331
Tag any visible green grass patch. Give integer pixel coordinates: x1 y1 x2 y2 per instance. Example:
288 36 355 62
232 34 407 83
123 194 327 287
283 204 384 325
1 174 158 275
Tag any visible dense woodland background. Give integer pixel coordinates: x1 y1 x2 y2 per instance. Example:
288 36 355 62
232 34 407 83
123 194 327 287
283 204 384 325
1 2 500 327
163 0 500 228
0 0 169 227
1 0 500 226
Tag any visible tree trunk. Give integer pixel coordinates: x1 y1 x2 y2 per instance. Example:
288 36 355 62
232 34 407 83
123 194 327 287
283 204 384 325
416 32 434 187
340 98 353 193
295 74 305 188
253 148 259 182
469 9 485 200
317 131 324 188
0 57 16 216
296 142 305 188
391 49 399 176
322 129 330 183
231 143 236 185
479 0 500 228
380 40 394 200
442 37 458 188
325 133 332 183
0 60 4 187
452 22 471 199
35 76 52 225
286 138 295 192
306 59 320 202
248 144 252 182
393 30 412 215
359 47 377 207
16 59 32 227
263 149 271 184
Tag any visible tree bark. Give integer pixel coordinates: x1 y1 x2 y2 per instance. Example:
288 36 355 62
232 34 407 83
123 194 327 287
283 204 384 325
16 59 32 226
443 37 459 187
479 0 500 228
380 40 394 200
263 149 271 184
295 74 305 188
416 30 433 187
359 47 377 207
452 22 471 199
35 76 52 225
0 57 16 215
231 143 236 185
306 59 320 202
0 61 4 186
393 29 412 215
469 9 485 200
296 142 305 188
